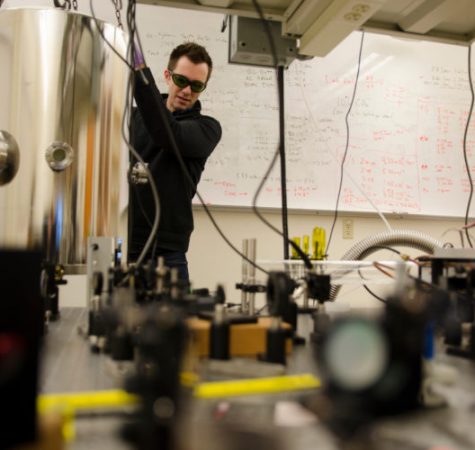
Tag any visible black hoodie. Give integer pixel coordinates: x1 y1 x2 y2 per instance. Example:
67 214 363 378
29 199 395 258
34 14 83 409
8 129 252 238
128 67 222 259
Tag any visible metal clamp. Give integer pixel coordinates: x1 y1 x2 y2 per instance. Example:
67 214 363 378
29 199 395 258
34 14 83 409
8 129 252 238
130 161 149 185
45 141 74 171
0 130 20 186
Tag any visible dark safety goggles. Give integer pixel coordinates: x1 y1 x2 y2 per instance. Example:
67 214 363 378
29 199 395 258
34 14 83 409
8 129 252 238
169 70 207 93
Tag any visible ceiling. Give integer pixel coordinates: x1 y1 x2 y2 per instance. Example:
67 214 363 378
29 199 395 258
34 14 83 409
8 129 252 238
137 0 475 56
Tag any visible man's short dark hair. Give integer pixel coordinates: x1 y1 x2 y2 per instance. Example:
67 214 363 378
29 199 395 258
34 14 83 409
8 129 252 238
168 42 213 80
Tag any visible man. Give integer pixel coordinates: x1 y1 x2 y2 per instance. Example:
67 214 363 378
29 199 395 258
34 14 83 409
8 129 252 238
128 42 222 281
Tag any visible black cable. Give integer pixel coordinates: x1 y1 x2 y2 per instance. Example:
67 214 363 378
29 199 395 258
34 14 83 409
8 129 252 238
357 246 402 304
116 3 161 281
463 44 475 248
366 245 401 256
326 31 365 255
124 0 161 267
256 303 268 315
249 0 313 270
128 188 159 261
131 183 153 229
361 282 387 304
89 0 134 70
126 3 153 240
278 65 290 260
459 229 466 248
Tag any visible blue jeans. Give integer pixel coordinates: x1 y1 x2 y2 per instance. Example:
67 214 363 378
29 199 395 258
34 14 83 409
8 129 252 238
128 249 189 282
158 250 189 282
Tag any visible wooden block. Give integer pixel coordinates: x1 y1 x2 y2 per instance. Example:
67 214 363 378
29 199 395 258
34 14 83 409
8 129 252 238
187 317 293 358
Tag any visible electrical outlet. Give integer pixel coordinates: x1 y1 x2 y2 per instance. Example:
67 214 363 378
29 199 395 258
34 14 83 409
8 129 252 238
342 219 354 239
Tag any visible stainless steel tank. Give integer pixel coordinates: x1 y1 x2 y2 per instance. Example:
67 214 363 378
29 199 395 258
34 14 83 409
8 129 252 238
0 7 129 272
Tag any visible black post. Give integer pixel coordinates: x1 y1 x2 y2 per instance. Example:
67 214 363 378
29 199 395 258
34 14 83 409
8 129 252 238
278 65 289 260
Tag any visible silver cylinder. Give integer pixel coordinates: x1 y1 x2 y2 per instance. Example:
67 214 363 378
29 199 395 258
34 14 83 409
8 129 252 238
0 8 128 271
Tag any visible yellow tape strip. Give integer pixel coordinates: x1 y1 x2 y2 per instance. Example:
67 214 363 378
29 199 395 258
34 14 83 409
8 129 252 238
194 373 320 399
38 389 138 414
38 373 320 417
38 389 138 442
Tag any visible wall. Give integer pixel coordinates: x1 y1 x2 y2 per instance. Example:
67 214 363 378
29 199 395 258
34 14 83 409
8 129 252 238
188 208 465 310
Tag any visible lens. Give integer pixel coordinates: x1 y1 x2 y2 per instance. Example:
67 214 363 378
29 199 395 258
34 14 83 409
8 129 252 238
190 81 206 93
172 73 188 89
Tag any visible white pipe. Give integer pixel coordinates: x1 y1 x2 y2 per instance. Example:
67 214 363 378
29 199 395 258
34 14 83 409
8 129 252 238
330 229 444 300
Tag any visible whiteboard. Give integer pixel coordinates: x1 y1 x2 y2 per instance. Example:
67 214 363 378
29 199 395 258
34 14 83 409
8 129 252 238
129 4 475 219
4 1 475 218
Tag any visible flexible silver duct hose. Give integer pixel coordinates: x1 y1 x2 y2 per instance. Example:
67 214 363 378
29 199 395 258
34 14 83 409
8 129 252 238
330 229 445 301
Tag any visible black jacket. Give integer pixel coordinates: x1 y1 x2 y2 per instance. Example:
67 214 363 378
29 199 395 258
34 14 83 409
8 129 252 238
128 68 222 258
